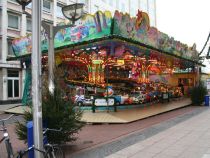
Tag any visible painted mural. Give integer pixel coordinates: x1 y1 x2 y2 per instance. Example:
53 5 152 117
12 10 199 62
113 10 199 61
12 11 112 57
53 11 112 48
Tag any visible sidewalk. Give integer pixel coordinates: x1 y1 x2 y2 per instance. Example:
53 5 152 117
106 107 210 158
0 103 21 114
0 105 209 158
0 105 200 158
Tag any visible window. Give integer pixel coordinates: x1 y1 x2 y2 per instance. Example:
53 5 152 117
43 0 51 12
8 14 19 29
7 39 14 56
56 5 64 18
93 5 99 13
27 2 32 8
77 0 88 11
121 3 125 12
9 0 17 3
109 0 113 6
78 0 85 3
116 0 120 9
7 70 20 98
0 10 2 30
0 38 2 59
27 19 32 32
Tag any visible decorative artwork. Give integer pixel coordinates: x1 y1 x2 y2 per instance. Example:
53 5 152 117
53 11 112 48
12 10 199 62
12 35 32 57
12 11 112 57
113 10 199 61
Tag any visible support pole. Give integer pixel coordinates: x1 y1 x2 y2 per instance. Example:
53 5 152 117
48 25 55 93
42 23 74 94
32 0 43 157
196 64 200 86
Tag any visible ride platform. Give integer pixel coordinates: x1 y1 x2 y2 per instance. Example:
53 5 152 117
81 98 192 123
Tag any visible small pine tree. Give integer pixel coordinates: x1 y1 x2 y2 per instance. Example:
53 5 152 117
16 68 85 144
190 81 207 105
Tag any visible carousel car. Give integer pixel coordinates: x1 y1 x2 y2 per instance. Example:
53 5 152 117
130 91 146 104
74 95 93 106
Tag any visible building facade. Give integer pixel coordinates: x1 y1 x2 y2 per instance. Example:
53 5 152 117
0 0 156 104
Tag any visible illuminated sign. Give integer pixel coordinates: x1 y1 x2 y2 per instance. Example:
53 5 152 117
92 60 103 64
117 59 124 65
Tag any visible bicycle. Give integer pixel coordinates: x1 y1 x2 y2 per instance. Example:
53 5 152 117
15 128 64 158
0 114 14 158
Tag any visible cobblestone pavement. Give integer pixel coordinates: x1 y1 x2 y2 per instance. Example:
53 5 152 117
0 106 206 158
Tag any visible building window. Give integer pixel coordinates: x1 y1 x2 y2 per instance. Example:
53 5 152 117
116 0 120 9
7 70 20 98
109 0 113 6
9 0 17 3
0 38 2 59
93 5 99 13
27 19 32 32
43 0 51 12
8 14 20 30
7 39 14 56
26 2 32 8
77 0 88 12
121 3 125 12
56 5 64 18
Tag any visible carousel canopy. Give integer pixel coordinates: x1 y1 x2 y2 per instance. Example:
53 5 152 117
9 10 202 66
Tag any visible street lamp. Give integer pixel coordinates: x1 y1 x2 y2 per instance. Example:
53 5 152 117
62 3 85 24
16 0 31 11
16 1 85 92
16 0 43 158
44 3 85 93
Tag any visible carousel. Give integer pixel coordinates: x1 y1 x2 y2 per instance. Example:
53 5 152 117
10 10 203 111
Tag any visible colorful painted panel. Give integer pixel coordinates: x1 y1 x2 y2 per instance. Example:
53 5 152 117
12 11 112 57
113 10 199 61
12 35 32 57
12 30 49 57
54 11 112 48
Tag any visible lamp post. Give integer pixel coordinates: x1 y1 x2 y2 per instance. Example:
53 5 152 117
16 0 85 93
44 3 85 93
16 1 85 158
16 0 31 11
31 0 43 157
16 0 43 157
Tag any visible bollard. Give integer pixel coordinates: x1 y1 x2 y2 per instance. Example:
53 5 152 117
205 95 209 106
27 120 48 158
27 121 34 158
